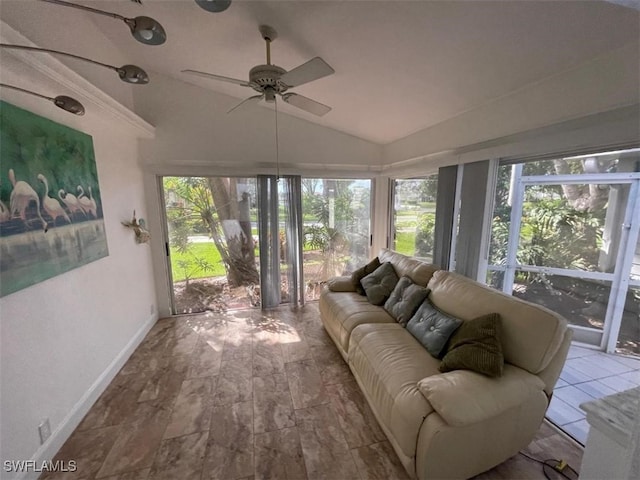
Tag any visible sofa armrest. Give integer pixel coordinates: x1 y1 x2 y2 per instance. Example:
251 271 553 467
326 276 357 292
417 365 545 426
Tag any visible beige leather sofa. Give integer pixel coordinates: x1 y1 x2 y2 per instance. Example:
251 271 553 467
319 249 572 479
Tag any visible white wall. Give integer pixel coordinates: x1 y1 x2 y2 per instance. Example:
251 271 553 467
0 45 157 480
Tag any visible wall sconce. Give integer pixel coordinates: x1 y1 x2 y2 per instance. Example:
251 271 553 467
39 0 167 45
0 83 85 115
122 210 150 244
0 44 150 84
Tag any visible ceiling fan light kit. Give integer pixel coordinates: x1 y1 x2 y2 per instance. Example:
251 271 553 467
195 0 232 13
39 0 167 45
182 24 334 116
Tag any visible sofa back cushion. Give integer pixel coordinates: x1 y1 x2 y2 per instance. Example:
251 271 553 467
378 248 439 287
427 270 567 374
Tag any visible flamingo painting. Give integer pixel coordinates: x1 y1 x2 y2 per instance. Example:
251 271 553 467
8 169 48 232
37 174 71 226
1 100 108 298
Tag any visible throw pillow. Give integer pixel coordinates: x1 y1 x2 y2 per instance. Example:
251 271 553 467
439 313 504 378
384 276 430 326
406 300 463 358
360 262 399 306
351 257 381 295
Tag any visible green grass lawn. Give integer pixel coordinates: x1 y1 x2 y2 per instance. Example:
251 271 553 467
394 231 416 256
170 243 226 282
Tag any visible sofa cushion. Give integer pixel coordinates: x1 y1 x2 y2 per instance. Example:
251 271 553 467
361 262 399 306
384 276 430 326
351 257 381 295
439 313 504 377
406 300 463 357
428 270 567 374
417 365 546 427
349 323 438 460
319 288 395 358
379 248 439 287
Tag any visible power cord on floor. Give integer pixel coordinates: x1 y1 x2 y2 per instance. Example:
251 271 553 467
519 451 578 480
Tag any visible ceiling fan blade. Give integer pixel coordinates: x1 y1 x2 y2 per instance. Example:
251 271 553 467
227 94 263 114
281 93 331 116
279 57 335 87
181 69 251 87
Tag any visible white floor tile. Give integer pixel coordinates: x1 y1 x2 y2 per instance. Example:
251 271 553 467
618 370 640 386
555 378 568 388
597 375 639 393
553 385 595 411
547 396 585 426
559 364 593 385
561 419 590 445
575 380 617 400
566 345 597 359
566 357 622 380
609 354 640 370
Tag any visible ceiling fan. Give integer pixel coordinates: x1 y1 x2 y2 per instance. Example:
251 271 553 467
182 25 334 116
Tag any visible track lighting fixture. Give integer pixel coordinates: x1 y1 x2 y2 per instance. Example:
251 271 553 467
0 83 85 115
39 0 166 46
195 0 232 13
0 44 150 84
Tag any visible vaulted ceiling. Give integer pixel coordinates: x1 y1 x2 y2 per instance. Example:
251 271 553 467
1 0 638 144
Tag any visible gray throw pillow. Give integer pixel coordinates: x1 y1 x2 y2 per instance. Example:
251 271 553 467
384 276 430 326
351 257 381 295
360 262 399 306
406 300 463 358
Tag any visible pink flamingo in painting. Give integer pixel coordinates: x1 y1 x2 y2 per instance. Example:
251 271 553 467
37 174 71 226
58 188 85 219
8 169 48 232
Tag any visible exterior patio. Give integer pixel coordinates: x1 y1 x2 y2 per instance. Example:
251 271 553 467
547 344 640 444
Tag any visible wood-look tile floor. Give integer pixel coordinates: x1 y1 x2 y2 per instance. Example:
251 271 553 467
41 304 583 480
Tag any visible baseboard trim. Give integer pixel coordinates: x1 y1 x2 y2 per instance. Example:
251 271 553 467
17 313 158 480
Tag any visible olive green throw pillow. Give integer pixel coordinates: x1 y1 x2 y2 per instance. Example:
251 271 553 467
439 313 504 378
360 262 399 306
351 257 381 295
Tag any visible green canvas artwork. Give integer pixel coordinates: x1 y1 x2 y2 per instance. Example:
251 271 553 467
0 101 109 297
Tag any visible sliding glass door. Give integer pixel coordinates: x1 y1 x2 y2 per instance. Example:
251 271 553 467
162 176 259 314
162 175 373 310
301 178 372 300
486 149 640 354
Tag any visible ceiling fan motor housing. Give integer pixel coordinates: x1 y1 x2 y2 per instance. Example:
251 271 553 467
249 64 289 96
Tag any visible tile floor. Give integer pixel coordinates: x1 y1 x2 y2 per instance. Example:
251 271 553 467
546 343 640 445
41 304 583 480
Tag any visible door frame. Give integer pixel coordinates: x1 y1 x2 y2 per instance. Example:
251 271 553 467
496 165 640 352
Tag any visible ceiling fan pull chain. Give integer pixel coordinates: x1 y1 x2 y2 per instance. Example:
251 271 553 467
275 97 280 181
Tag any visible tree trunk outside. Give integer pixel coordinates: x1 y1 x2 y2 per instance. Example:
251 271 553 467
208 177 259 287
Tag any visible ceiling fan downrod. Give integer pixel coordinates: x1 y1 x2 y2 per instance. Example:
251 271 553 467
259 25 277 66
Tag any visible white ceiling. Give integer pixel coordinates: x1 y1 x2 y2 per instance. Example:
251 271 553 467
2 0 638 144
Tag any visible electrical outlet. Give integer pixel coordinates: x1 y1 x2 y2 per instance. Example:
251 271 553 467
150 304 155 315
38 418 51 444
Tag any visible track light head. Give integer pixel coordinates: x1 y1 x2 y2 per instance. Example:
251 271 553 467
117 64 150 84
53 95 85 115
195 0 232 13
0 83 85 115
124 16 167 46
